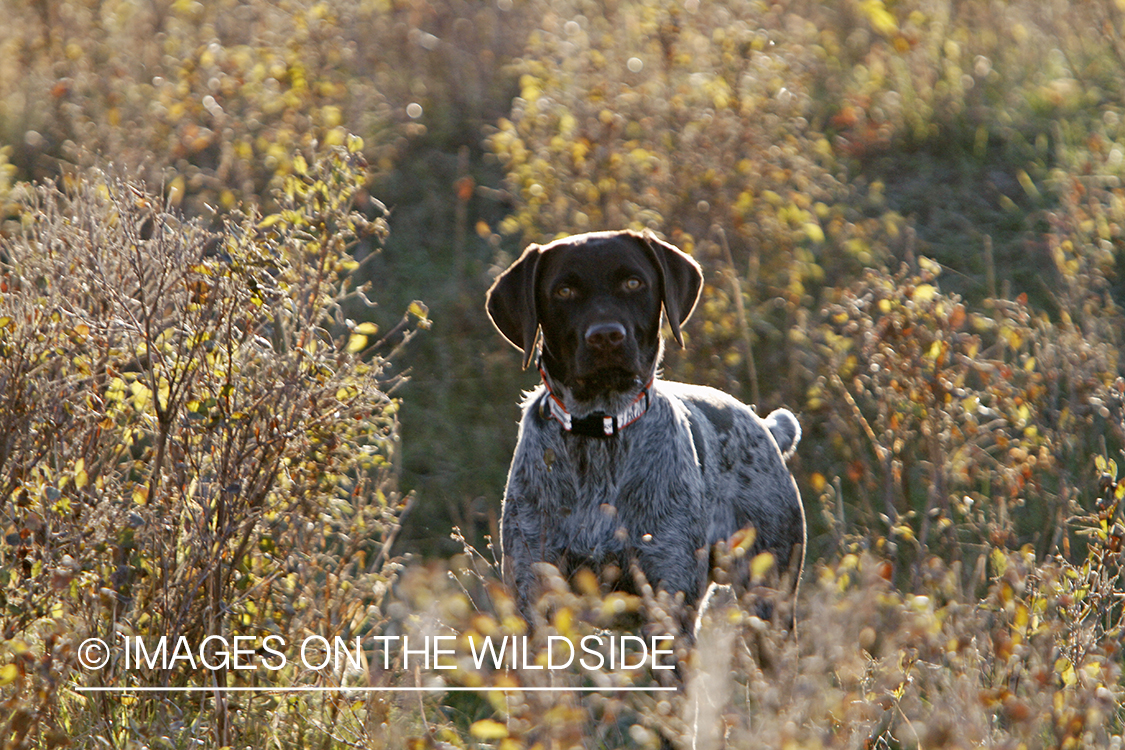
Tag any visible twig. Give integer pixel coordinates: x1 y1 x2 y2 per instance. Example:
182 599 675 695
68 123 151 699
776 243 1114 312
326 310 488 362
713 225 759 405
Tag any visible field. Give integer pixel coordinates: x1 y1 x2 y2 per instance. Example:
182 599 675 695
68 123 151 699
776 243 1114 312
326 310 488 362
2 0 1125 747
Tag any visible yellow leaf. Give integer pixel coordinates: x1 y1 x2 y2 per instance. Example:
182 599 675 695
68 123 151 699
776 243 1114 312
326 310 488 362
1014 603 1029 630
0 664 17 686
804 222 825 244
75 457 88 490
130 381 152 411
913 284 936 303
1056 657 1076 687
470 719 509 740
860 0 898 36
322 105 343 128
157 378 171 412
554 606 573 635
990 548 1008 577
1017 169 1040 201
346 334 367 353
918 256 942 275
731 526 757 552
750 552 775 582
354 321 379 335
167 175 185 208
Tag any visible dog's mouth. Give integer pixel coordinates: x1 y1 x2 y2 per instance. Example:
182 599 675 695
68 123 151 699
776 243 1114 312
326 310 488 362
571 366 643 400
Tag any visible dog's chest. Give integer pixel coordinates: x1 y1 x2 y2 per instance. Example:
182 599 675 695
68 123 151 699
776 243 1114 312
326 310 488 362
509 405 704 558
544 442 635 554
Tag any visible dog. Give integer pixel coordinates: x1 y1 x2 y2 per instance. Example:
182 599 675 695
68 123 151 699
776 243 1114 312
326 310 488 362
486 229 804 632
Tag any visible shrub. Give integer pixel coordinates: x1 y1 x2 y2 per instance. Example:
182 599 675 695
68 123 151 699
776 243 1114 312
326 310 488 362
800 259 1119 585
0 144 416 747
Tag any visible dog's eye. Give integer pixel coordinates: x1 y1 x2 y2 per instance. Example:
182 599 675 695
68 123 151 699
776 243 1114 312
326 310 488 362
554 285 576 300
622 277 644 292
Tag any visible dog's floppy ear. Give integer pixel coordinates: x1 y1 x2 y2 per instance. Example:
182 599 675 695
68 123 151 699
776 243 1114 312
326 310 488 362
486 243 543 369
637 231 703 348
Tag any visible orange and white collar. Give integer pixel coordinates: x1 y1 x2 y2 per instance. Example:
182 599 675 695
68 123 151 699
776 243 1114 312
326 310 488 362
536 358 652 438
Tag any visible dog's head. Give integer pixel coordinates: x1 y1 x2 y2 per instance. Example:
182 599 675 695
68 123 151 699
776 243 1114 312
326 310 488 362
486 230 703 402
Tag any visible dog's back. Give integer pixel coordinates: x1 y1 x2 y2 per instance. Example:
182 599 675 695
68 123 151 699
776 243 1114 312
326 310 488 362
666 382 805 593
668 384 803 551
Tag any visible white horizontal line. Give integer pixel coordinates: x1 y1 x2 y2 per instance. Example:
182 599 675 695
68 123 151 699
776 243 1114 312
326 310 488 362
74 686 677 693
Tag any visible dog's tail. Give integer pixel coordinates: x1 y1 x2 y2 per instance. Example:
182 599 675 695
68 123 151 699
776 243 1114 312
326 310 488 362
764 408 800 460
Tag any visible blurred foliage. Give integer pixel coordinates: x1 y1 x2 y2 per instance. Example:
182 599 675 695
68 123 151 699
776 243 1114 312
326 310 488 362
374 510 1125 749
4 0 1125 746
0 0 523 215
1 0 376 212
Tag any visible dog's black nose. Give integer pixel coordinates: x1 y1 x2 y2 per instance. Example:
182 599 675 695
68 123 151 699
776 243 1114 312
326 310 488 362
585 322 627 350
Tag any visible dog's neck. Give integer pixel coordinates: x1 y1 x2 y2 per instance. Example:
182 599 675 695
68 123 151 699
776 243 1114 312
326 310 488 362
536 355 655 437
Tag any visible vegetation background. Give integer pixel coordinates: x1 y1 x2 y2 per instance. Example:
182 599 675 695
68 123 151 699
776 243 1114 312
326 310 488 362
3 0 1125 747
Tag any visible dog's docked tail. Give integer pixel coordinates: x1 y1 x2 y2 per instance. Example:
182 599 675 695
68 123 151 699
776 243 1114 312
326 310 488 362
764 408 800 460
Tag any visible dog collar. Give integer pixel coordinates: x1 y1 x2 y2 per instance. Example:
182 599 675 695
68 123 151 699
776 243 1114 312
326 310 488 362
536 358 652 438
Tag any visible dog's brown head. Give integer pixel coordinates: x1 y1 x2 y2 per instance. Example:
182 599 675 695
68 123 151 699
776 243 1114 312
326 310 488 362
486 230 703 402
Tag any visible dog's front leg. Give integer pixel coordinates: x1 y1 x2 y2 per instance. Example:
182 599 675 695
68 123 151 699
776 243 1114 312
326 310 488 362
499 497 544 626
634 538 709 637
